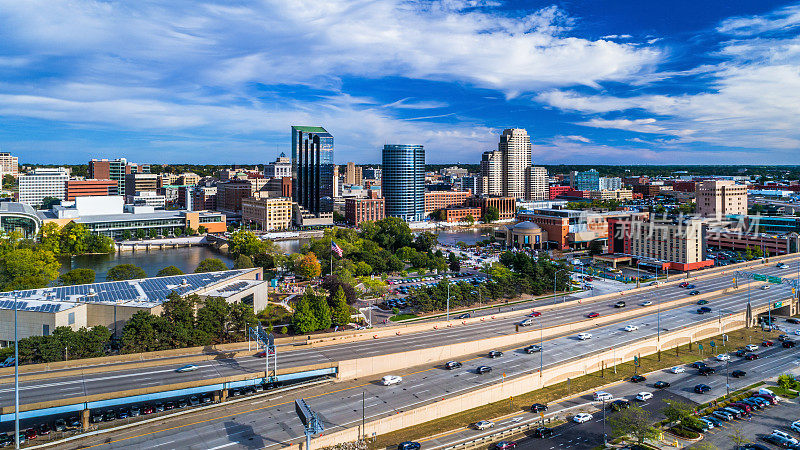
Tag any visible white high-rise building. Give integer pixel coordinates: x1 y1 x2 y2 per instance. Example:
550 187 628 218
0 152 19 177
19 167 69 207
479 150 503 196
599 177 623 191
526 166 549 201
499 128 531 199
264 153 292 178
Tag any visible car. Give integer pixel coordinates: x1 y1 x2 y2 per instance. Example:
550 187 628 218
671 366 686 374
104 409 117 421
573 413 593 423
698 418 716 429
791 420 800 434
528 311 541 317
788 318 800 324
67 416 81 429
711 410 732 421
586 312 600 318
164 402 175 410
476 366 492 374
176 364 198 373
740 398 762 410
593 391 613 401
118 408 130 419
494 442 516 450
761 285 771 290
754 393 778 404
201 394 213 404
772 430 799 445
488 350 503 358
445 361 462 370
763 340 775 347
530 403 548 413
735 349 748 357
254 349 275 357
382 375 402 386
397 442 421 450
686 284 696 289
779 334 792 341
654 381 671 389
699 367 716 376
730 402 752 413
641 301 653 306
784 340 797 348
731 370 747 378
630 375 647 383
763 434 795 447
697 299 709 305
473 420 495 430
635 392 653 401
54 419 67 432
176 398 188 408
38 422 51 436
577 333 592 340
0 434 12 447
745 353 760 360
457 313 471 319
189 396 200 406
614 301 626 308
745 344 759 352
524 344 542 354
690 290 700 296
531 427 554 438
519 319 535 327
24 429 36 440
90 412 104 423
702 415 723 427
697 306 712 314
716 353 731 361
694 384 711 393
740 444 770 450
609 399 630 411
679 282 689 287
691 361 707 369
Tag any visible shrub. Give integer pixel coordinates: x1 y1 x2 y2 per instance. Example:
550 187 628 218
280 326 288 335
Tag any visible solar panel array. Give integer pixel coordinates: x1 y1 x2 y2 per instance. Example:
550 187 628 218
216 281 251 293
0 299 71 313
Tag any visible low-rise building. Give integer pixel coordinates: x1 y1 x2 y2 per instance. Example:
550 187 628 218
517 209 648 250
607 216 714 271
242 197 292 231
467 196 516 221
0 202 42 239
495 221 547 249
65 179 118 200
424 190 470 215
345 191 385 226
127 190 166 209
589 189 634 201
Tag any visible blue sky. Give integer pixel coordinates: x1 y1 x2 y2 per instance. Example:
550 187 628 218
0 0 799 165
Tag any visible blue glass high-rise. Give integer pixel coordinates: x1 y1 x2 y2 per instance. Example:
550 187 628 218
291 126 334 215
382 144 425 222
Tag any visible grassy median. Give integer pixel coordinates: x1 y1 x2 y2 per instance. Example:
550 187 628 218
368 326 780 449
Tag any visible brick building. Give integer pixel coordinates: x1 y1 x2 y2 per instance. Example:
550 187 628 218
65 180 118 200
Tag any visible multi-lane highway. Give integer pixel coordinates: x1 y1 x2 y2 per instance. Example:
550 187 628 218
50 261 800 449
1 260 792 407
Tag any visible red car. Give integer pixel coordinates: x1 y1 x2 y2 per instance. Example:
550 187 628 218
679 282 689 288
528 311 541 317
762 340 775 347
142 405 155 415
745 353 759 360
585 277 594 282
25 428 37 440
255 349 276 358
495 442 517 450
587 312 600 318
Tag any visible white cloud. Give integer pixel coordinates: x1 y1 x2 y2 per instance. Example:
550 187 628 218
717 4 800 35
384 98 450 109
563 135 591 142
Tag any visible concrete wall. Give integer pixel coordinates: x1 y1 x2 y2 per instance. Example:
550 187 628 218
0 304 88 345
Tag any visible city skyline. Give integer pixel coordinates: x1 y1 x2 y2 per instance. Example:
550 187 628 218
0 1 798 165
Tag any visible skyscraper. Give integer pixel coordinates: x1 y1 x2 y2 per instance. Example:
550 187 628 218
570 169 600 191
499 128 531 199
382 144 425 222
344 162 362 185
526 166 549 201
479 150 503 196
291 126 334 215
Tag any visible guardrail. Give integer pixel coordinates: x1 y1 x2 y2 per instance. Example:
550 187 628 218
442 419 555 450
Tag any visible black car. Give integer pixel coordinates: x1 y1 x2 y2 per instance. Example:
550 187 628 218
54 419 67 432
690 290 701 296
476 366 492 374
694 384 711 393
732 370 747 378
779 334 792 341
0 434 12 447
90 413 103 423
488 350 503 358
531 427 554 438
614 301 626 308
524 345 542 354
38 422 51 436
630 375 646 383
530 403 548 413
155 403 165 412
697 306 712 314
201 394 212 404
698 367 716 376
784 340 797 348
691 361 707 369
164 401 175 410
741 444 770 450
654 381 671 389
177 398 188 408
189 396 200 406
763 434 794 447
104 410 116 421
788 318 800 324
457 313 471 319
609 399 630 411
445 361 462 370
398 442 421 450
735 349 748 357
67 416 81 429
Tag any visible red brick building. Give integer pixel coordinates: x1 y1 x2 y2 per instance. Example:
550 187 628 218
424 190 470 215
345 191 385 226
65 179 118 200
467 196 515 220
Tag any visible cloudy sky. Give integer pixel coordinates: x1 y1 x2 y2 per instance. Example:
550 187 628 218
0 0 798 165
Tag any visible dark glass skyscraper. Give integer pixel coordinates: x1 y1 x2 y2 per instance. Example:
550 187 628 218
291 126 334 215
382 144 425 222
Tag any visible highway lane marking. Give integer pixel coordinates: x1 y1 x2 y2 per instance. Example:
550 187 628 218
207 443 238 450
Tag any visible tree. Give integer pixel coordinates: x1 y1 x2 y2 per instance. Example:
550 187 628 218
196 298 231 343
135 229 147 239
448 252 461 272
40 196 61 210
229 302 258 340
296 252 322 279
331 287 351 326
321 274 358 304
588 239 604 256
0 247 61 290
662 399 695 425
292 295 318 334
228 230 266 257
161 292 195 329
729 425 751 448
38 222 61 254
198 225 208 234
106 264 147 281
234 254 255 269
59 222 91 255
414 232 438 253
122 230 132 241
608 405 660 444
59 268 96 286
157 265 184 277
195 258 229 273
312 296 332 330
120 311 160 353
483 206 500 223
464 214 475 225
86 233 114 253
778 374 797 389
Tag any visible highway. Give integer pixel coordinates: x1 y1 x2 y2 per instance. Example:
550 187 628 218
52 262 800 449
0 261 791 407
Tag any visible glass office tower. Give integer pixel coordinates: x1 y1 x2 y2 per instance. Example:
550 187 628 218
291 126 334 215
382 144 425 222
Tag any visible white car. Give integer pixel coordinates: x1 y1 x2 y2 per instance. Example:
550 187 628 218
772 430 799 445
577 333 592 340
520 319 535 327
649 281 661 286
761 285 770 290
635 392 653 401
641 301 653 306
624 325 639 332
381 375 402 386
473 420 495 430
573 413 593 423
176 364 198 373
716 354 731 361
670 366 685 374
745 344 759 352
593 391 613 401
794 329 800 336
791 420 800 434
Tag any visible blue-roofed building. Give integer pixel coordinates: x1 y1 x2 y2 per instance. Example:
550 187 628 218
0 268 266 345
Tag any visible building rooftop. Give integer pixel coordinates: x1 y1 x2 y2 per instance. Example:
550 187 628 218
292 125 328 133
0 298 81 313
0 202 38 217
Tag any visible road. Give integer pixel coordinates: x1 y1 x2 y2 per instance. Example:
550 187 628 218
47 262 800 449
1 260 791 407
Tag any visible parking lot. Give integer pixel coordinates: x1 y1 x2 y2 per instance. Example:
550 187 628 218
695 396 799 449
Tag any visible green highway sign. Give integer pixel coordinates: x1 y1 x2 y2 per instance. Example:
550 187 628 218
753 274 767 281
710 341 716 348
768 276 782 284
775 301 783 308
698 344 704 350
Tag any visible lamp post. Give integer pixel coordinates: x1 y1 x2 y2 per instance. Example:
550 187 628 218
13 291 19 450
446 282 450 321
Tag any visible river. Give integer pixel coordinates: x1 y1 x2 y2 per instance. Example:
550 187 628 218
63 226 497 280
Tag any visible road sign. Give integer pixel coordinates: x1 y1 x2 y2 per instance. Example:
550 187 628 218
710 341 716 348
722 334 728 342
754 274 767 281
768 276 782 284
775 301 783 308
699 343 704 350
295 399 313 428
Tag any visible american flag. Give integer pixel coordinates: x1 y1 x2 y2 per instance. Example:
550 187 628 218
331 241 343 257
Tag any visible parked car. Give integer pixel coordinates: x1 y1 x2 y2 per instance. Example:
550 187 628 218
37 423 51 436
711 410 732 421
189 396 200 406
694 384 712 394
771 430 798 445
54 419 67 432
573 413 593 423
630 375 646 383
763 434 795 447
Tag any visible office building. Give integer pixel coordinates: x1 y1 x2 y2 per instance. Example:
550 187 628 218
128 191 166 209
124 173 158 199
632 184 661 199
457 175 479 194
424 190 470 215
590 189 634 201
382 144 425 222
0 152 19 176
242 197 293 231
158 173 179 188
344 162 362 185
363 167 382 180
216 180 254 214
499 128 531 199
177 173 200 186
526 166 549 201
466 196 515 221
265 177 292 198
345 191 385 226
599 177 623 191
192 186 217 211
0 202 42 239
89 158 148 196
65 179 118 200
18 167 69 207
569 169 600 191
291 126 334 217
443 207 482 223
696 179 748 219
607 216 714 271
440 166 468 178
264 153 292 178
479 150 503 196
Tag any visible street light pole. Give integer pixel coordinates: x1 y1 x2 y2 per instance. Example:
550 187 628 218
446 282 450 321
602 397 607 446
14 291 19 450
